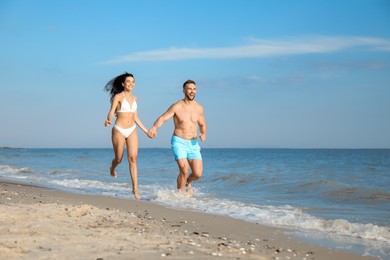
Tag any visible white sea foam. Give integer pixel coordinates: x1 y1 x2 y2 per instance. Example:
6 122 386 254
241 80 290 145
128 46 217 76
148 186 390 245
0 164 32 175
49 178 131 197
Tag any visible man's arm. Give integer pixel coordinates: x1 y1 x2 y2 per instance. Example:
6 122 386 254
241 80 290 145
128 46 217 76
198 106 207 141
149 104 176 138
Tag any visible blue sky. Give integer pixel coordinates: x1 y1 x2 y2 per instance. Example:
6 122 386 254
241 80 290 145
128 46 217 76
1 0 389 148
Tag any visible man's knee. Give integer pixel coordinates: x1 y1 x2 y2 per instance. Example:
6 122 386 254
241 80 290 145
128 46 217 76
190 161 203 179
177 159 189 172
192 170 202 179
179 165 189 175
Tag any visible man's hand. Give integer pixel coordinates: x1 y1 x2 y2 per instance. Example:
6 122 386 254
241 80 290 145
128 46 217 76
148 128 157 139
199 133 206 141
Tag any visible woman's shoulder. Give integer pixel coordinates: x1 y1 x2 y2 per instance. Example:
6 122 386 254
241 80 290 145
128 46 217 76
112 92 123 101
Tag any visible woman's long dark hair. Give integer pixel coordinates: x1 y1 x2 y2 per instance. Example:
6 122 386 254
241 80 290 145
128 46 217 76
104 72 134 102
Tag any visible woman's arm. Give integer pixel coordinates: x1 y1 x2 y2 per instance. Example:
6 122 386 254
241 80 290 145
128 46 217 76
132 96 149 134
134 112 149 134
105 95 119 126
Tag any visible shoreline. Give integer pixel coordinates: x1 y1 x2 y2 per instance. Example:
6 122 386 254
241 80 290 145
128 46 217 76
0 179 377 259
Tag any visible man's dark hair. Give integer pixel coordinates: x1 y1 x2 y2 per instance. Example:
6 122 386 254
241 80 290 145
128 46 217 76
183 79 196 89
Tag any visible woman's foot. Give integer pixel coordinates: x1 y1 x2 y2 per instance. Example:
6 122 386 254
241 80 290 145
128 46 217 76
110 166 117 178
133 190 141 200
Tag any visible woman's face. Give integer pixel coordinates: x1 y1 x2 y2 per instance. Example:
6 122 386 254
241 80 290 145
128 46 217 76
122 76 135 91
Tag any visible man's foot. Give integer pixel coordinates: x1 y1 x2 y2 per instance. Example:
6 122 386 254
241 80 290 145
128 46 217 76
133 190 141 200
110 166 117 178
185 182 193 197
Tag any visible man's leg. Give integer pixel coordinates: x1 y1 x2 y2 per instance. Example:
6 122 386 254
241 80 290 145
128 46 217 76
187 159 203 185
176 158 189 192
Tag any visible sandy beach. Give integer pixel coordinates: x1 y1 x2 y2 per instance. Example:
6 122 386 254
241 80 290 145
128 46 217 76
0 180 377 260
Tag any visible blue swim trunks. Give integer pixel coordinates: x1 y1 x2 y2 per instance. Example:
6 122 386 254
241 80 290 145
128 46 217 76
171 135 202 161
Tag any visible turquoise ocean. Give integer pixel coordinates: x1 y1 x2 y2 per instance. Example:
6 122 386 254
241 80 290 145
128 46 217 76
0 148 389 259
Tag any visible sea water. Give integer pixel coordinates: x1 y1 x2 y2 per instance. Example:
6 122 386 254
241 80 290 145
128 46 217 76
0 148 389 259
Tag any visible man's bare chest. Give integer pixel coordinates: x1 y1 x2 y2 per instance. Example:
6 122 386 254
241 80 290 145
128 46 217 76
175 108 199 124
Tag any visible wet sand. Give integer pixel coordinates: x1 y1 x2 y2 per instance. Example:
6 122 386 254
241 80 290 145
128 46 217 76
0 180 377 259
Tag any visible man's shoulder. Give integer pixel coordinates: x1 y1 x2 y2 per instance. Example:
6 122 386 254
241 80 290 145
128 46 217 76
172 99 184 107
167 100 183 112
194 101 204 109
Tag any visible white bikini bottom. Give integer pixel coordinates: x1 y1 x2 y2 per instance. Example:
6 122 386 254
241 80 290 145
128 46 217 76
113 124 136 138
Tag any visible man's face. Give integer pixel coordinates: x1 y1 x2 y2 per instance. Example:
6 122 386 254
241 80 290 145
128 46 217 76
183 83 196 100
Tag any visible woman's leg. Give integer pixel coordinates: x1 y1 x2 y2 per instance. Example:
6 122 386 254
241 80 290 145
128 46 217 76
126 129 140 199
110 128 125 178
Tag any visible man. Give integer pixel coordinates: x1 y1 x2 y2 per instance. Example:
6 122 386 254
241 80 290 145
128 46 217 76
149 79 207 195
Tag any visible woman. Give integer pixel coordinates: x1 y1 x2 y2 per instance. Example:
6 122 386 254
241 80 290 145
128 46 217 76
104 72 149 199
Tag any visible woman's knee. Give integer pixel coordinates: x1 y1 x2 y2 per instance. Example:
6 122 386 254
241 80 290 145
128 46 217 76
113 157 122 164
127 155 137 164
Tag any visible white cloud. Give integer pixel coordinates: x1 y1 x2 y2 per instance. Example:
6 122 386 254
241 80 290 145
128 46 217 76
102 36 390 64
199 74 308 90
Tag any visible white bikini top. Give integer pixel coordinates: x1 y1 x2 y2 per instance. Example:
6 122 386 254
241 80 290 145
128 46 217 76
116 93 137 113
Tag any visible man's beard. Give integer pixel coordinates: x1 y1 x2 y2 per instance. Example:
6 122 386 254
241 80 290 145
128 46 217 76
186 94 195 100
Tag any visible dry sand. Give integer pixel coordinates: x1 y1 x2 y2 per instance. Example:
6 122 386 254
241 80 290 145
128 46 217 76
0 180 377 259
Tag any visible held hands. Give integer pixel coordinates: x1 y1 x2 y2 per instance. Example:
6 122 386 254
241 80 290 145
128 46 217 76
147 128 157 139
